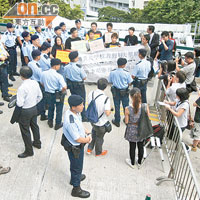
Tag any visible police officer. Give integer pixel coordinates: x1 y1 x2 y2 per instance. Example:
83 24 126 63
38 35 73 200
40 58 67 130
21 31 31 65
109 58 132 127
1 23 18 81
0 38 12 102
35 26 47 46
62 95 91 198
28 50 48 121
75 19 86 40
64 51 87 122
16 67 43 158
132 49 151 103
45 23 54 43
26 35 40 62
15 22 26 66
51 26 62 47
59 22 69 44
38 42 51 71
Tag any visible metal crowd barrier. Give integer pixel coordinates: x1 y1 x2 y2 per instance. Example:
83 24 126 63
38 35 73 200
154 79 200 200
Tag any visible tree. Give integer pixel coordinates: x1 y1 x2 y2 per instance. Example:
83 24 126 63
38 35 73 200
0 0 12 23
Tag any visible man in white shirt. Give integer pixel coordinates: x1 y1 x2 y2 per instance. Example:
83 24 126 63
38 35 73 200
87 78 111 156
166 71 186 102
17 67 43 158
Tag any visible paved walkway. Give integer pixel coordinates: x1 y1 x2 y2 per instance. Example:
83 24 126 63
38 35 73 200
0 71 199 200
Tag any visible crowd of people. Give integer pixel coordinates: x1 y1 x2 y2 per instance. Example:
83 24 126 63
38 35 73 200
0 20 200 198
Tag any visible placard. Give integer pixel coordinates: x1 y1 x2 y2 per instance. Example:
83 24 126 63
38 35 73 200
104 32 112 43
71 40 87 52
56 50 70 63
89 38 105 52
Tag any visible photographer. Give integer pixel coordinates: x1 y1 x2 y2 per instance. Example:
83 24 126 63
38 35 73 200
176 52 196 93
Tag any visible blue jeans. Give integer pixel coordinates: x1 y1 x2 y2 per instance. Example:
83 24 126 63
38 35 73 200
68 147 84 187
46 93 64 125
113 89 129 123
133 80 147 103
0 66 9 97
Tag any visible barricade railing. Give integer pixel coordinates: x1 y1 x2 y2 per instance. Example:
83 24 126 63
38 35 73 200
154 79 200 200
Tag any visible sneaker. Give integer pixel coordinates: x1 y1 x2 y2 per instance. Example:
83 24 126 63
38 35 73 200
125 158 135 169
189 144 197 152
96 150 108 157
87 149 92 155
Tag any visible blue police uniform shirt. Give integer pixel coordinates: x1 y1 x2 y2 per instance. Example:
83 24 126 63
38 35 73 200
61 30 69 44
22 41 31 57
40 68 66 93
132 59 151 79
35 31 46 45
2 31 16 47
77 27 86 40
159 39 174 61
109 68 132 89
0 42 8 65
63 109 86 146
26 44 38 61
28 60 43 82
38 53 51 71
15 25 24 40
64 62 87 82
45 28 54 40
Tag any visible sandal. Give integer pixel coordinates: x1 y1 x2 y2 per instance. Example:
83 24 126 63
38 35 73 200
0 167 11 175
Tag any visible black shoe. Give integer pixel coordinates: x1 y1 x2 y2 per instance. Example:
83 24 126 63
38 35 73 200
32 142 41 149
40 115 48 121
112 119 120 127
71 187 90 198
9 75 16 81
0 110 3 114
13 72 20 76
0 102 4 106
70 174 86 185
8 83 13 87
54 123 63 130
8 94 12 98
48 120 53 128
18 152 33 158
3 96 10 102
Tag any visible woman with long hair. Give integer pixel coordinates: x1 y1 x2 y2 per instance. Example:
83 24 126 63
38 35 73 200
50 36 64 58
124 88 150 169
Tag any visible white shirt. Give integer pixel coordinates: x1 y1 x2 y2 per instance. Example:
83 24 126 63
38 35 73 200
17 79 43 109
88 89 111 126
166 82 186 102
175 100 189 128
149 32 154 44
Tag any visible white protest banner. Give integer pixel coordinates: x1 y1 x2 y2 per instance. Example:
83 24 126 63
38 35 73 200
78 45 142 82
89 38 105 52
104 32 112 43
71 40 87 52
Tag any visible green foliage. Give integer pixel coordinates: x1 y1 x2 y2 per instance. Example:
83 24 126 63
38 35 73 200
0 0 13 23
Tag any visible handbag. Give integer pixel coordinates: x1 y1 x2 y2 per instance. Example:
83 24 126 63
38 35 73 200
104 121 112 133
137 104 154 141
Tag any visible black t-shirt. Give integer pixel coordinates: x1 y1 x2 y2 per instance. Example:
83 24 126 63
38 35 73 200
51 44 64 57
94 31 102 38
124 35 138 46
194 97 200 123
65 37 81 49
106 42 121 48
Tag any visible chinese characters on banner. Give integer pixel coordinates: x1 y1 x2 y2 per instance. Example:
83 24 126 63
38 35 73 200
15 18 45 27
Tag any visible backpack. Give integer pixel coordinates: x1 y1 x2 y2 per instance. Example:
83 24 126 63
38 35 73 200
86 91 108 123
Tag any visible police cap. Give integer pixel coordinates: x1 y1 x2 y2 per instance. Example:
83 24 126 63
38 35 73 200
31 35 39 41
75 19 81 24
69 51 78 61
22 31 29 38
54 26 61 31
117 58 127 66
41 42 51 51
32 50 41 58
7 23 14 28
51 58 61 67
68 95 83 107
59 22 65 27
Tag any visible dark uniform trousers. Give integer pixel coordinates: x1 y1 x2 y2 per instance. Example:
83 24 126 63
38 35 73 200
88 125 106 155
46 92 64 125
0 66 9 97
38 83 46 117
19 106 41 154
68 147 84 187
133 80 148 103
70 84 86 119
113 89 129 123
7 47 17 75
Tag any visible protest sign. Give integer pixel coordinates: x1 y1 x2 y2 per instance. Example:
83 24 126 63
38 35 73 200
89 38 105 52
104 32 112 43
56 50 70 63
71 40 87 52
